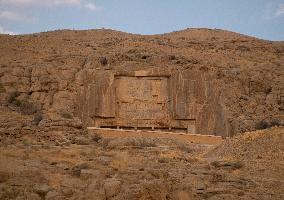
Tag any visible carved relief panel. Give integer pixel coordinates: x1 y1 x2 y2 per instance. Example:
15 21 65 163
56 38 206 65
115 76 170 127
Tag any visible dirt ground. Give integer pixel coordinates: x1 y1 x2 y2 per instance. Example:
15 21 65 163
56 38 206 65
0 127 283 200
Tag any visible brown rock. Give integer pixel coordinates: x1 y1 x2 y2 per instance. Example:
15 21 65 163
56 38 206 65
34 184 52 197
172 190 193 200
0 171 9 183
45 191 60 200
103 179 122 198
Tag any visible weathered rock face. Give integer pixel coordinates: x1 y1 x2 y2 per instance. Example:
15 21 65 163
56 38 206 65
0 28 283 137
80 68 228 136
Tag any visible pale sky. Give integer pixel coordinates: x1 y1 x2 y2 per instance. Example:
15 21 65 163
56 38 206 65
0 0 284 41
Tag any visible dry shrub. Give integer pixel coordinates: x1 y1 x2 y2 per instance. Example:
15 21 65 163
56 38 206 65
92 133 102 143
168 55 177 60
270 119 281 127
255 121 270 130
60 110 73 119
7 91 20 104
19 100 38 115
7 91 38 115
99 57 108 65
33 111 43 126
211 160 243 170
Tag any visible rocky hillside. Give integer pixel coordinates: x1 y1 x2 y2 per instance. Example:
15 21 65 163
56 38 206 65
0 125 283 199
0 28 283 135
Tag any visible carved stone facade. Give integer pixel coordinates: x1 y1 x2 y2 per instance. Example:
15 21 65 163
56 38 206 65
83 68 230 137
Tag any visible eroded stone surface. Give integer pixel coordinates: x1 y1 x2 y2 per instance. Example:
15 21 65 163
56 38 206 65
84 68 228 136
0 28 283 137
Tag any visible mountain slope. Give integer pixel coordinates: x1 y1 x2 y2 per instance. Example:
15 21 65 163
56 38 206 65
0 28 283 135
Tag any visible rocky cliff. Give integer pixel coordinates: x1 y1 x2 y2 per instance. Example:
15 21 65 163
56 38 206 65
0 28 283 136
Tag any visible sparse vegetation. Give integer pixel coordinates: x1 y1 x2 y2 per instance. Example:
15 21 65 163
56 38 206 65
211 160 243 170
127 138 157 148
255 119 282 130
141 55 148 59
33 111 43 126
178 144 193 153
12 99 22 107
236 45 250 52
19 100 38 115
60 110 73 119
265 86 272 94
99 57 108 65
270 119 281 127
7 91 38 115
168 55 177 60
92 133 102 142
7 91 20 104
255 120 270 130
